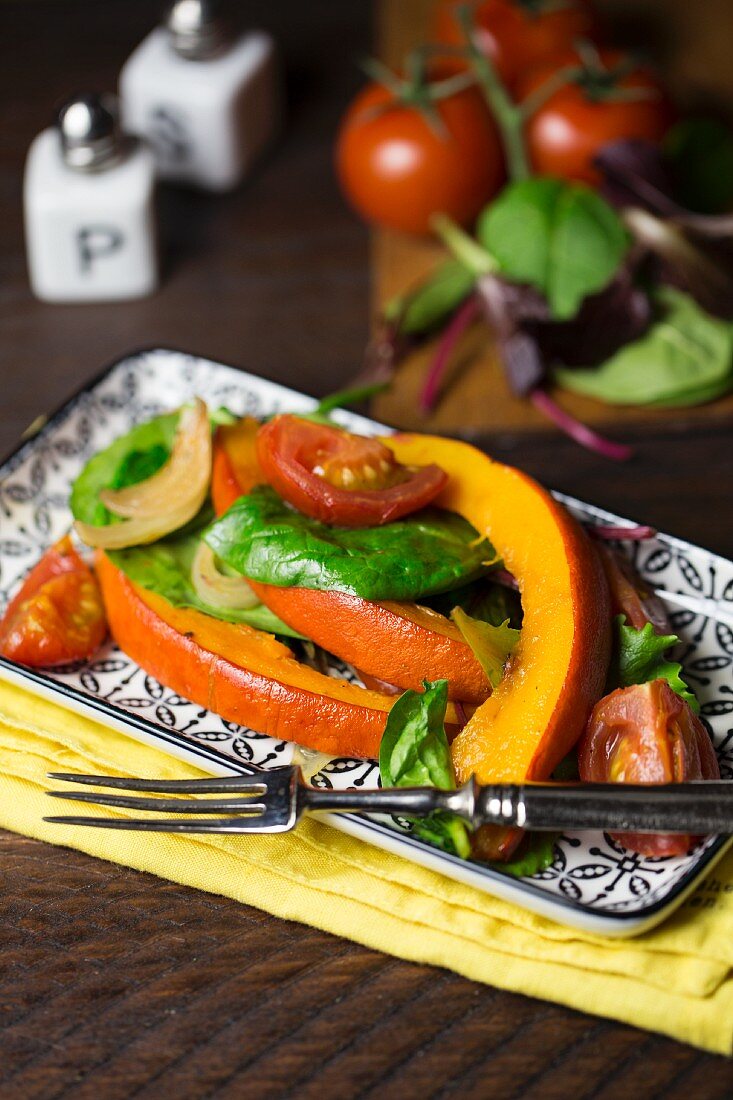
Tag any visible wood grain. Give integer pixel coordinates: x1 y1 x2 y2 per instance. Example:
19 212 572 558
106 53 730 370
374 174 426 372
2 836 733 1099
1 2 733 1096
371 0 733 436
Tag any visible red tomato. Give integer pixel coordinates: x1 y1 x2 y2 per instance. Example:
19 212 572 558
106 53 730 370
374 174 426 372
518 48 673 185
0 536 106 667
335 72 504 235
256 415 448 527
597 545 671 635
433 0 596 90
578 680 720 857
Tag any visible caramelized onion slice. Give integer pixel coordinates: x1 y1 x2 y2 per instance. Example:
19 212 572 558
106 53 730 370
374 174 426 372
75 502 198 550
291 744 334 780
75 399 212 550
191 541 259 610
100 399 211 518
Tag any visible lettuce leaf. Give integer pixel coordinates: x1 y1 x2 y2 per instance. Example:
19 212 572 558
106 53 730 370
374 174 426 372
451 606 520 689
613 615 699 712
554 289 733 408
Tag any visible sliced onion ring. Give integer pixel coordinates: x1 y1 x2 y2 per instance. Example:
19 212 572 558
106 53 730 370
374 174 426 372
191 541 259 610
75 398 212 550
291 744 334 781
100 399 210 518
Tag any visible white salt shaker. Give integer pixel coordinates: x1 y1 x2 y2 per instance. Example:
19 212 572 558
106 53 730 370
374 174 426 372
24 94 158 302
119 0 279 191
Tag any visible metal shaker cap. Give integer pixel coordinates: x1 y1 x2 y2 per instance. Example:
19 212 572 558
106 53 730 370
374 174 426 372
165 0 229 60
57 93 125 171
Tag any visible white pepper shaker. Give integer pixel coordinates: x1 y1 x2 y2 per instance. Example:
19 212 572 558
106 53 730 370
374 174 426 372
24 94 158 302
119 0 279 191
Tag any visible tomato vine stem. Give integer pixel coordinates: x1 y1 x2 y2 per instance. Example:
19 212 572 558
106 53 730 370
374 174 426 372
454 3 530 180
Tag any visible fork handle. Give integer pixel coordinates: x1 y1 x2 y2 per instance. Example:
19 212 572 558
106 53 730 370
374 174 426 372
504 781 733 834
301 784 451 820
303 780 733 834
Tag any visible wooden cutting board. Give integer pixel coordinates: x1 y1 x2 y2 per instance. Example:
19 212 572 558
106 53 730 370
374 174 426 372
371 0 733 436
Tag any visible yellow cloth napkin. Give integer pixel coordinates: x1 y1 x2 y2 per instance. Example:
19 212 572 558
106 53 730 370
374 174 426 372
1 679 732 1055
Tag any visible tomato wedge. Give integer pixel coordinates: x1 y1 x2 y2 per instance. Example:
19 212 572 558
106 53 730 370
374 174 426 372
256 415 448 527
0 536 106 666
579 680 720 857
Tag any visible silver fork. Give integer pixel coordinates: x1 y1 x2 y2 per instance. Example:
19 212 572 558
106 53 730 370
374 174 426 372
45 767 733 835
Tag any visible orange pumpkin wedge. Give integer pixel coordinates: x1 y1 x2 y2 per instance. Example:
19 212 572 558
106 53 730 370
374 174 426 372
211 418 262 514
96 551 464 758
247 582 491 703
211 421 491 702
386 433 611 859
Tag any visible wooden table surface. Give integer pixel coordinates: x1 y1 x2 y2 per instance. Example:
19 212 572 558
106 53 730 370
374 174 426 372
0 2 732 1097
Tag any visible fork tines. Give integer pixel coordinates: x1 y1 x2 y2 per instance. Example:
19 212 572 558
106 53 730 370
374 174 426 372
46 791 267 814
42 815 277 833
44 770 286 827
46 770 267 794
44 767 297 834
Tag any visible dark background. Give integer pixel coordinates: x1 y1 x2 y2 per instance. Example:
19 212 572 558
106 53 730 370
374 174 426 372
1 2 732 1096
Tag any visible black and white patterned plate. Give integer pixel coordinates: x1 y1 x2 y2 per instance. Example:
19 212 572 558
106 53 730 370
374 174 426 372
0 349 731 936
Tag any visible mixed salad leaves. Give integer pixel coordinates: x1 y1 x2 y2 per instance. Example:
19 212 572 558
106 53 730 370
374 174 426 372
337 3 733 457
0 398 720 871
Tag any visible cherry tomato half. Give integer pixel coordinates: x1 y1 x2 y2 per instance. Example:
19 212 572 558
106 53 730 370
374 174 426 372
256 415 448 527
335 71 504 235
518 48 672 186
579 680 720 857
433 0 596 90
0 536 106 667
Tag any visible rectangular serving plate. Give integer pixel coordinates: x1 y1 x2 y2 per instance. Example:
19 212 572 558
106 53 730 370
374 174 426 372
0 348 731 937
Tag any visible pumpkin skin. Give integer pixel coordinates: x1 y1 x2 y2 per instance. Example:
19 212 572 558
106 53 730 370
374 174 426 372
387 433 611 859
96 551 467 760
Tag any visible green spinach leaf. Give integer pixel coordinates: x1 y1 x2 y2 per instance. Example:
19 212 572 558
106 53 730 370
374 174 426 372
379 680 471 858
205 486 496 602
477 178 628 320
111 443 169 493
612 615 699 712
554 289 733 407
385 258 476 336
451 606 520 689
380 680 455 789
107 524 303 638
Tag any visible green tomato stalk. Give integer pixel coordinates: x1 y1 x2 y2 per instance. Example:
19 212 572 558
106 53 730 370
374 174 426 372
453 3 531 181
